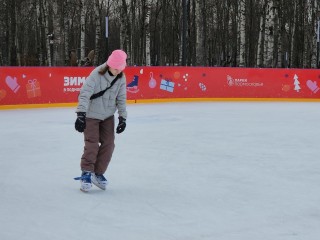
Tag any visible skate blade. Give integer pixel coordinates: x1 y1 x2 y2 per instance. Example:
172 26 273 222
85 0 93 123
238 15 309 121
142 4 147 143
92 182 106 190
80 188 89 193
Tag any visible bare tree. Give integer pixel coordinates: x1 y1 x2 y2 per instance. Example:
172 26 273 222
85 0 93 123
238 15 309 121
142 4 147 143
1 0 320 68
93 0 101 66
120 0 131 65
79 0 86 65
303 0 318 68
257 0 267 67
52 0 64 66
64 0 70 66
8 0 17 66
195 0 206 65
145 0 151 66
41 0 52 66
238 0 246 66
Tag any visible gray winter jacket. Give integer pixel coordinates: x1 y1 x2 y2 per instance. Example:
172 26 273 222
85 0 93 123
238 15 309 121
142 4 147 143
76 63 127 120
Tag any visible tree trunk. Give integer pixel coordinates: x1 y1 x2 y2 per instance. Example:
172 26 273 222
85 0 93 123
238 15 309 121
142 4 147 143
64 0 70 66
120 0 125 50
311 0 318 68
304 0 317 68
271 0 279 67
195 0 206 66
93 0 101 66
41 0 52 66
257 0 267 67
291 0 304 68
15 1 21 66
238 0 246 67
79 0 86 65
276 0 284 68
130 0 136 65
8 0 17 66
145 0 151 66
52 0 64 66
36 0 44 65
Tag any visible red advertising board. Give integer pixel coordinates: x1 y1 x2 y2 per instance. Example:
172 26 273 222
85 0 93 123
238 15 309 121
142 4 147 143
0 66 319 107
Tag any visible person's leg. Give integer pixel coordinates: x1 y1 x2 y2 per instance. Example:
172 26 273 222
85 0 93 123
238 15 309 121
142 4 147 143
94 116 115 174
80 118 101 172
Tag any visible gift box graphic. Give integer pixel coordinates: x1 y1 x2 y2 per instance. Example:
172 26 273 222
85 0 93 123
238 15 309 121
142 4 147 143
26 79 41 98
160 79 175 92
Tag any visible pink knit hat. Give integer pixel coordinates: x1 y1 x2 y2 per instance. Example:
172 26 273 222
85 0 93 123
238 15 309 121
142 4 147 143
106 49 127 71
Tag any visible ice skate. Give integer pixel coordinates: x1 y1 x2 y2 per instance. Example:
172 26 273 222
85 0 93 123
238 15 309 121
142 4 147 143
74 171 92 192
91 173 108 190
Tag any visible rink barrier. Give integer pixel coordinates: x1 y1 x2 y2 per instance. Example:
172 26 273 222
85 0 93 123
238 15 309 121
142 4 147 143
1 66 320 109
1 98 319 110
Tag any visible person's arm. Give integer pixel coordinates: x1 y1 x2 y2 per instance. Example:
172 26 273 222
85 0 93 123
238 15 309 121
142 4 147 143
76 74 96 113
116 74 127 119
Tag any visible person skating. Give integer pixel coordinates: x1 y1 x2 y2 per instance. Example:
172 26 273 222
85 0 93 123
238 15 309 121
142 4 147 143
74 49 128 192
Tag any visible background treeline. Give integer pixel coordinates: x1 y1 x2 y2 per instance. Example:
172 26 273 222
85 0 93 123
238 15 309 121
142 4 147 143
1 0 320 68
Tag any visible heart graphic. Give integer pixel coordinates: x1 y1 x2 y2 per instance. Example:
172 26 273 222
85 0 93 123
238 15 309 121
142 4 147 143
0 89 7 100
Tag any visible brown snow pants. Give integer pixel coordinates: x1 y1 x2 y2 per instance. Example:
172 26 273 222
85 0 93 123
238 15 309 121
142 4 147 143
80 116 115 174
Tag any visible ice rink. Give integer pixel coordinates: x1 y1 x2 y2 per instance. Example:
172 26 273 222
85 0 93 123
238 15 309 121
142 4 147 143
1 101 320 240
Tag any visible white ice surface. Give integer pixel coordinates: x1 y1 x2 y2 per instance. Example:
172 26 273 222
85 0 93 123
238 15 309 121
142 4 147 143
1 102 320 240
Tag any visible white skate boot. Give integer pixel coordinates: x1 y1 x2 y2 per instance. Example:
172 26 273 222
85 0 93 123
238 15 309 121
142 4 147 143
74 171 92 192
91 173 108 190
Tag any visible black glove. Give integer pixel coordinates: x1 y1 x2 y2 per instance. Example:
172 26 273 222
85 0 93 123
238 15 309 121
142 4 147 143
75 112 86 133
116 116 126 134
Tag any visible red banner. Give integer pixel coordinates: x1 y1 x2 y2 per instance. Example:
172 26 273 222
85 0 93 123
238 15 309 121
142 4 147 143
0 66 319 106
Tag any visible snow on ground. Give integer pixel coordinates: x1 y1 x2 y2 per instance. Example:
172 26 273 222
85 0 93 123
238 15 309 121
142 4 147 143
1 101 320 240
